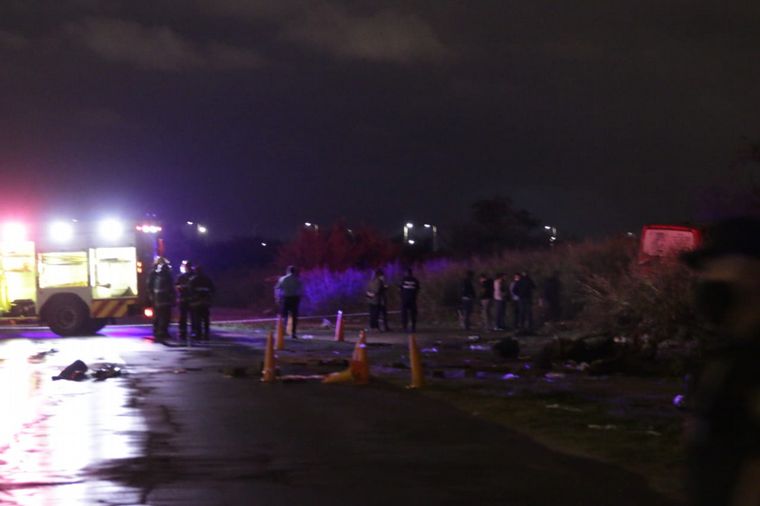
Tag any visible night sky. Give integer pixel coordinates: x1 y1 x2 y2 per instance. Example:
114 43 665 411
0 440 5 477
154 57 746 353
1 1 759 239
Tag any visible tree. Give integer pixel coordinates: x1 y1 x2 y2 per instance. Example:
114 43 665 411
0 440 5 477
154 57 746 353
449 196 541 256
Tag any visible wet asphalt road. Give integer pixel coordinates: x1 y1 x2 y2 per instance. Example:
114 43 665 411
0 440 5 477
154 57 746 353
0 324 680 506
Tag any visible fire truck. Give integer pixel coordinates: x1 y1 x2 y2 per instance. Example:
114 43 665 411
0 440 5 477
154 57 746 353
0 218 162 336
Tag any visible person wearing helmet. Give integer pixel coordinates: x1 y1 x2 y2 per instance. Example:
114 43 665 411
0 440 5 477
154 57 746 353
148 257 175 342
175 260 195 343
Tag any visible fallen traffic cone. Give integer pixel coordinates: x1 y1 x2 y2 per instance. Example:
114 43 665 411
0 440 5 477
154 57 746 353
275 315 285 350
350 330 369 384
261 332 276 383
407 334 424 389
323 330 370 385
334 310 345 342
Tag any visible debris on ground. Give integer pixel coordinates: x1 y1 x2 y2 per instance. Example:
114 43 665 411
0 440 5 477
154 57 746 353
501 373 519 380
546 403 583 412
92 364 122 381
281 374 325 383
28 349 59 363
52 359 88 381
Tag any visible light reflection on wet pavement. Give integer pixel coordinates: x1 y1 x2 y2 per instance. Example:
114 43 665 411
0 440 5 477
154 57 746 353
0 329 153 505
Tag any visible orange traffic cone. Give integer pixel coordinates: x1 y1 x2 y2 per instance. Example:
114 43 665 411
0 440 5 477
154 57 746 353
261 332 276 383
334 310 345 342
275 315 285 350
407 334 424 389
350 330 369 384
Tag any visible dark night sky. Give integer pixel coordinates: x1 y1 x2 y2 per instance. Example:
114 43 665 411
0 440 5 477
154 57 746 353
1 1 759 239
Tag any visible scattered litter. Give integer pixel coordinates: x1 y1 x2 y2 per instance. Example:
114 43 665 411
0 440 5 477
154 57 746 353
28 349 58 363
93 364 122 381
501 373 520 380
564 361 590 372
469 344 489 351
546 403 583 412
613 336 630 344
320 319 333 329
52 360 88 381
544 372 566 380
672 394 686 409
467 335 482 342
421 347 439 353
318 358 349 367
300 334 315 340
522 363 532 370
281 374 325 383
588 424 618 430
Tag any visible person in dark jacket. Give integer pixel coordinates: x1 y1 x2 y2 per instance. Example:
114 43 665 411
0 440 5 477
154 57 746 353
148 257 175 342
175 260 195 342
400 268 420 332
366 269 384 330
515 271 536 331
189 265 215 340
460 270 476 330
509 272 522 329
479 273 494 331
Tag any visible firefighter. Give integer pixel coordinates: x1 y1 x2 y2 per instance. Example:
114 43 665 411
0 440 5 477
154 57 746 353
148 257 175 342
189 265 215 340
175 260 195 343
399 267 420 332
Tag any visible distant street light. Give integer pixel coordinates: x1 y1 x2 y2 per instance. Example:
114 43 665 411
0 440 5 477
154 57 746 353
544 224 558 245
408 239 416 245
197 224 208 234
304 222 319 232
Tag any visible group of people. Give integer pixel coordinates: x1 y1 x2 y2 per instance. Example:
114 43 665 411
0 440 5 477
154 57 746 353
366 268 420 333
148 257 216 343
460 270 561 332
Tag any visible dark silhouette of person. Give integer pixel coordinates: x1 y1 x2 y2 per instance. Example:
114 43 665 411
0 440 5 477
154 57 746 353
147 257 175 342
400 268 420 332
681 217 760 506
460 270 476 330
189 265 215 340
175 260 195 342
274 265 303 339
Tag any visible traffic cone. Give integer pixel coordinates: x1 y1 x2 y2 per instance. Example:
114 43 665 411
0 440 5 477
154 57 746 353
275 315 285 350
350 330 369 384
334 310 345 342
261 332 276 383
407 334 424 389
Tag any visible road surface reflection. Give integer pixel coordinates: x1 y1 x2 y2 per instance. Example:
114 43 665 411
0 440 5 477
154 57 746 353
0 330 153 505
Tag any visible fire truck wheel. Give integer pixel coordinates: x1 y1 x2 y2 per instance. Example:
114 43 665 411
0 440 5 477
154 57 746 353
88 318 109 334
46 296 89 336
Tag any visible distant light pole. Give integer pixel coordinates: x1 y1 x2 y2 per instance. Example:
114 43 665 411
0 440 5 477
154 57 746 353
424 223 438 252
304 222 319 233
403 222 414 243
544 225 558 246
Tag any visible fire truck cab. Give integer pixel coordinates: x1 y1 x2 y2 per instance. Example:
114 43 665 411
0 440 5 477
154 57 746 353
0 219 161 336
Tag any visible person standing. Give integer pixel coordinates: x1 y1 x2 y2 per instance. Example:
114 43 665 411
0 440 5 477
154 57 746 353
377 270 392 332
366 269 384 330
400 268 420 333
509 273 522 329
175 260 195 343
479 273 494 331
515 271 536 332
274 265 303 339
493 272 507 330
460 270 476 330
189 265 215 340
148 257 175 343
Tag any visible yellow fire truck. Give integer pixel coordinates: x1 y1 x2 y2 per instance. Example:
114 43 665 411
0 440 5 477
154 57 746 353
0 219 162 335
